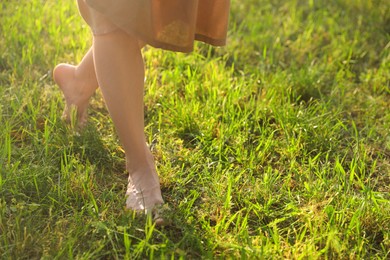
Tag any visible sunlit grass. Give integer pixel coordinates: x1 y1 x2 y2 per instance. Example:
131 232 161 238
1 0 389 258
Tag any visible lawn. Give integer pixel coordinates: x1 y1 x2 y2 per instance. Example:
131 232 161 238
0 0 389 258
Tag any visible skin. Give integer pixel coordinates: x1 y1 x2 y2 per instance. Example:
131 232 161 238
53 47 98 126
53 0 163 213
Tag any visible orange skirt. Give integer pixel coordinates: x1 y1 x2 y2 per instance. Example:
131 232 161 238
81 0 230 53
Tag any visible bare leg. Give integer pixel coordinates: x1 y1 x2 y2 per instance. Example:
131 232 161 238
92 30 163 211
53 47 98 126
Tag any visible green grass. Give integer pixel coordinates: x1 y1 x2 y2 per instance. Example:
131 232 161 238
1 0 389 258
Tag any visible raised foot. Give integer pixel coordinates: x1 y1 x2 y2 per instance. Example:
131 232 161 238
53 63 90 128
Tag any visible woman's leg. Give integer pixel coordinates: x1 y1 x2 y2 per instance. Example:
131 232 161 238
53 47 98 126
92 30 163 211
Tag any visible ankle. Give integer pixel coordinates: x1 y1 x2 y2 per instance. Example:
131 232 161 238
126 146 156 171
75 57 98 84
73 67 93 96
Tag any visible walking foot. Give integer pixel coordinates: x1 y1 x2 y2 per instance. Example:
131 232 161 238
53 63 91 128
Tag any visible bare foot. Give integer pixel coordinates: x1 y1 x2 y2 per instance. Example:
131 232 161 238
126 168 164 211
53 63 91 127
125 149 164 212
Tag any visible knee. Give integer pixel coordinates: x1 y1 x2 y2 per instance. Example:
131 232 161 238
78 0 119 35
